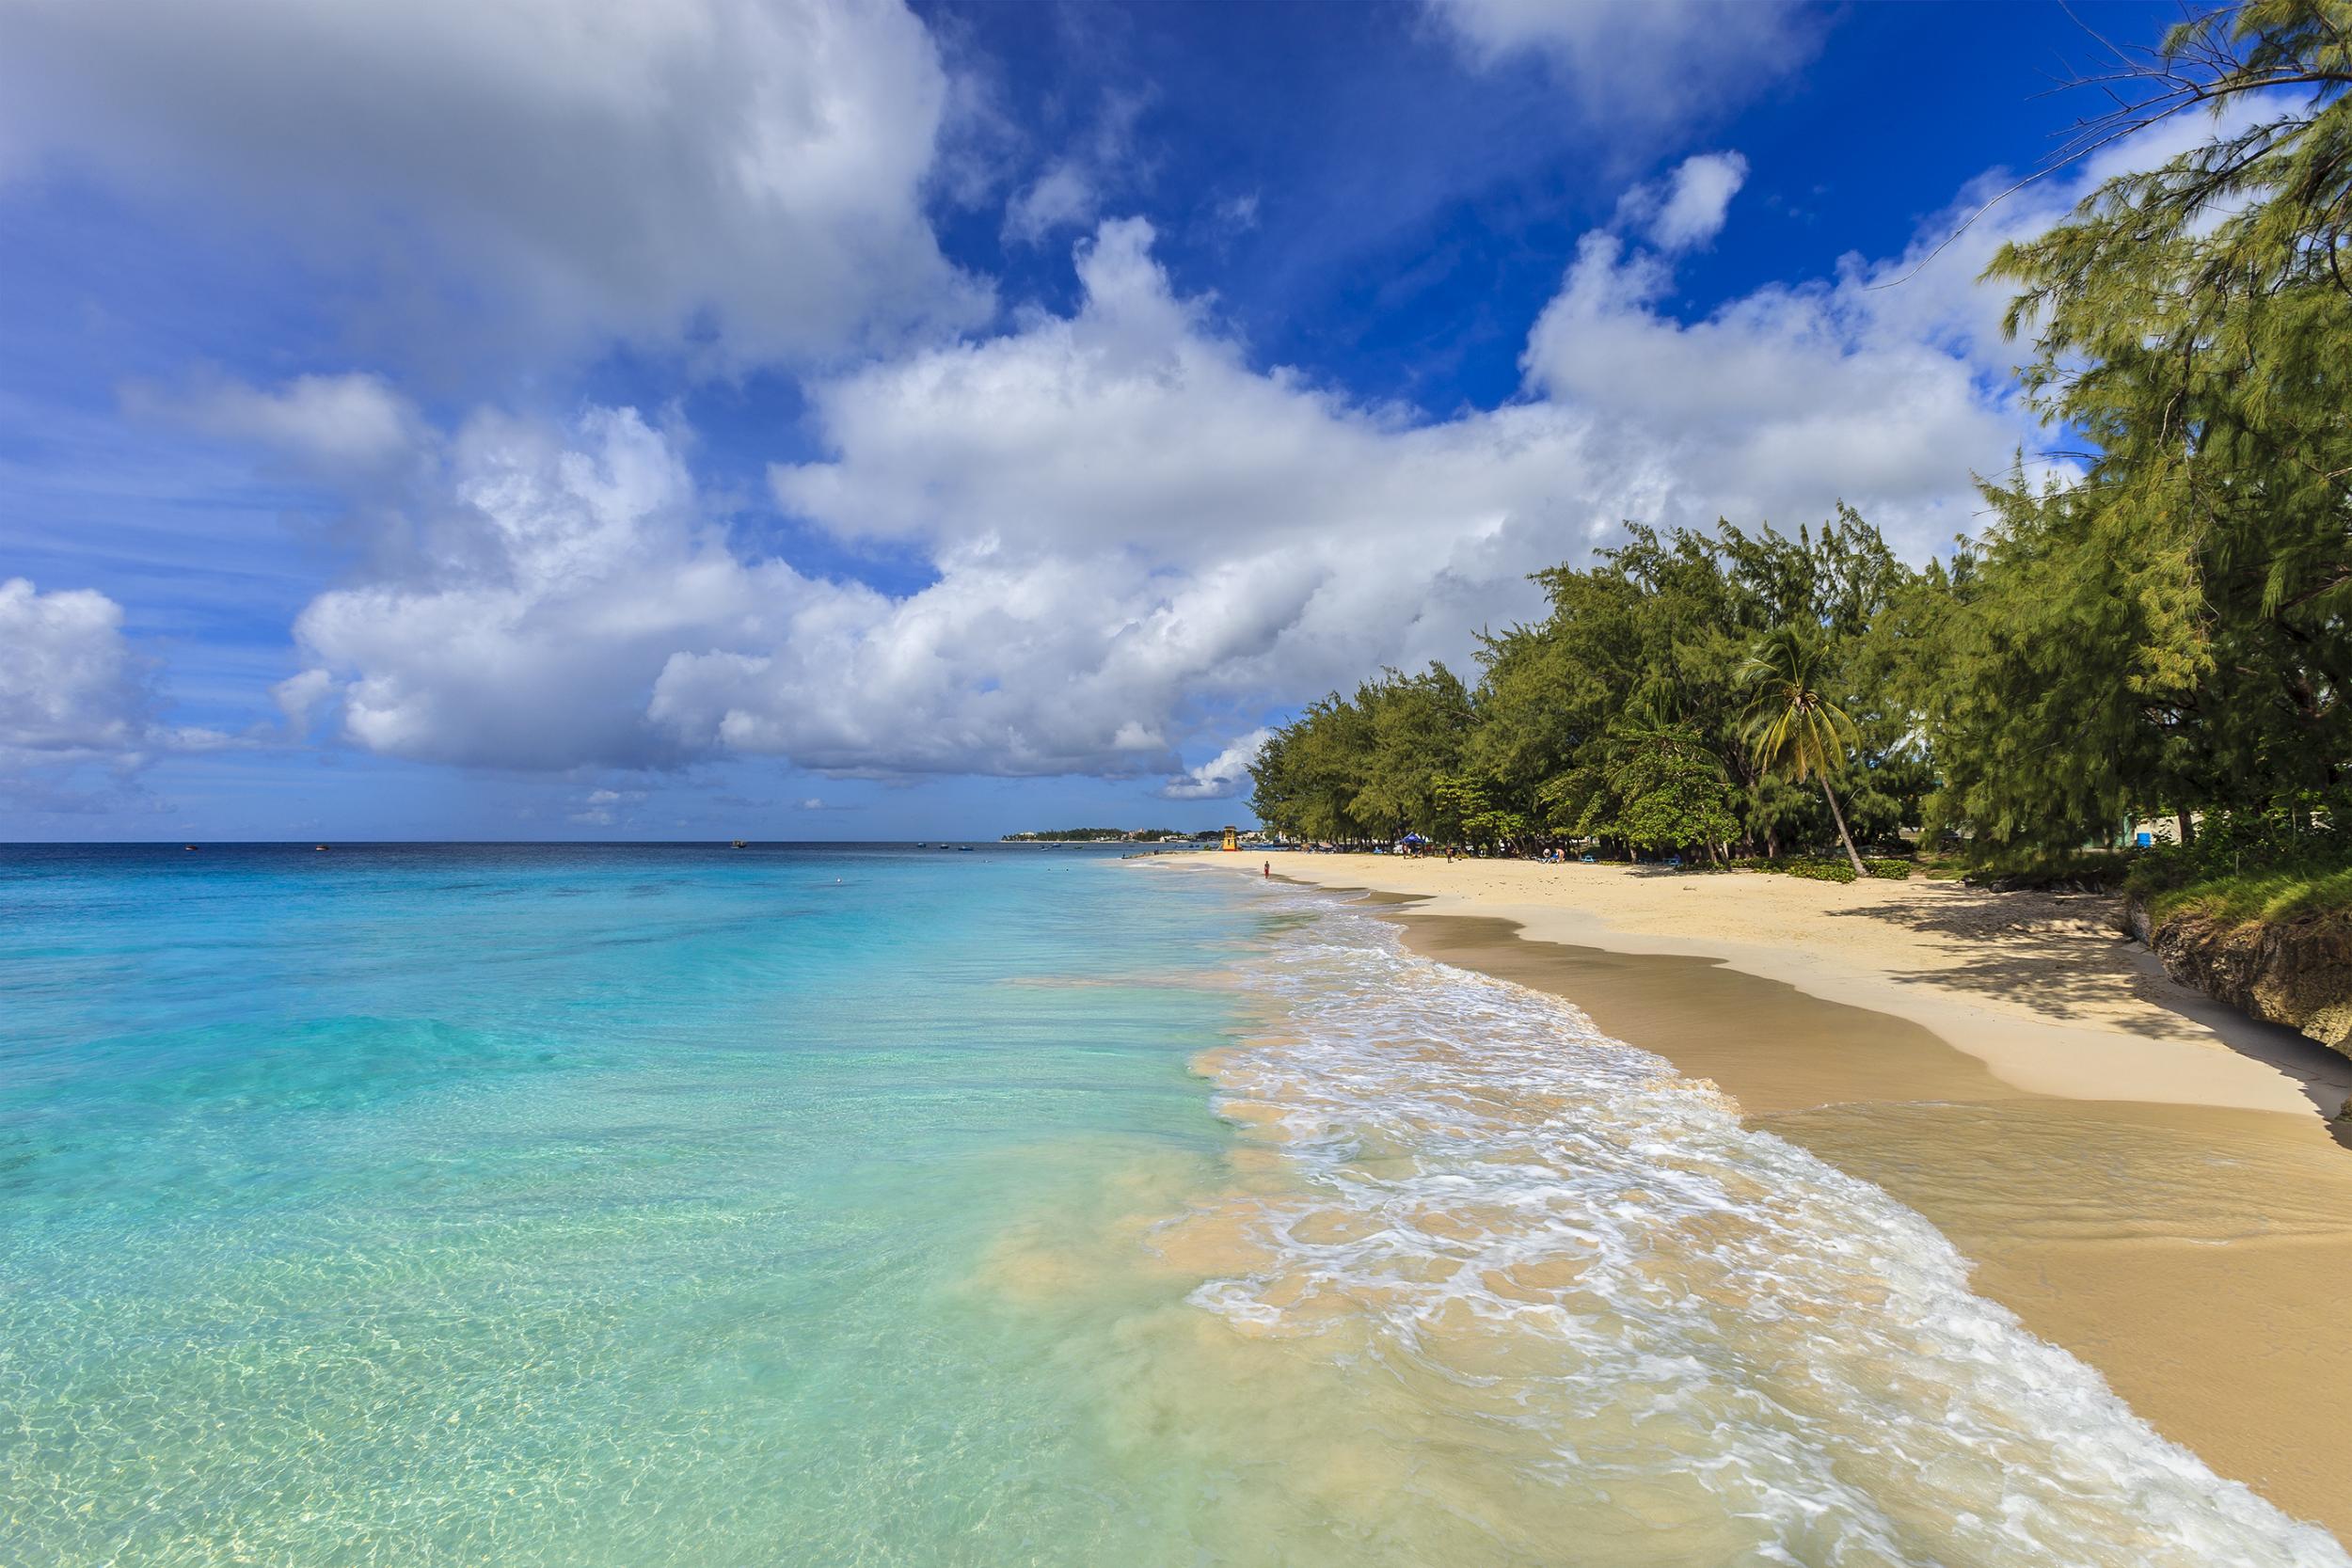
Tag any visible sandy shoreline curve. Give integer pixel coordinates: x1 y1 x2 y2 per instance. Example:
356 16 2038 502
1162 850 2352 1544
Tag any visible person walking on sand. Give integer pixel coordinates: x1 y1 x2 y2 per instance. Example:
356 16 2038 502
1263 860 1271 879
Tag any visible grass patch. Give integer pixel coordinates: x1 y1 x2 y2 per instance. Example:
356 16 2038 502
2127 863 2352 927
1924 799 2352 927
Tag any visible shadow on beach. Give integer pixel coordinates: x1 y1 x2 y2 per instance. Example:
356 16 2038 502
1828 889 2352 1124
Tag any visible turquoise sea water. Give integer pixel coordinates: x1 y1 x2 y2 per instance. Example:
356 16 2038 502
2 845 1259 1564
4 844 2346 1566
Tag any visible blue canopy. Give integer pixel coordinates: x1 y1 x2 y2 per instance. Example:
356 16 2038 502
1401 833 1429 846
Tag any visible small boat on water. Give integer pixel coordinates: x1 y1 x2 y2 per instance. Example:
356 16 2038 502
313 845 329 852
731 839 748 849
183 845 199 851
955 846 973 852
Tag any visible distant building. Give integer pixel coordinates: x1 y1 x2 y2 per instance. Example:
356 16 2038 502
2128 814 2200 847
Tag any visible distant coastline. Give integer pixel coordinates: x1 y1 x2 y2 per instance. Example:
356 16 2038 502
1001 827 1235 845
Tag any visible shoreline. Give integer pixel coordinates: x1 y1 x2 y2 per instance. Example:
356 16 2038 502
1167 851 2352 1544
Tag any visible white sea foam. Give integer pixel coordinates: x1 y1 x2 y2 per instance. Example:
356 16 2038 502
1191 890 2350 1566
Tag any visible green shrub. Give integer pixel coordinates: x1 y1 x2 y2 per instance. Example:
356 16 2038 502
1732 856 1856 884
1959 847 2129 894
1731 855 1912 884
2128 863 2352 927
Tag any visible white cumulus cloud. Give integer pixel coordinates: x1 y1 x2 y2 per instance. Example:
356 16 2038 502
0 578 151 764
0 578 228 790
1005 164 1100 246
1162 728 1273 801
265 113 2239 788
286 405 838 769
0 0 989 367
1624 150 1749 251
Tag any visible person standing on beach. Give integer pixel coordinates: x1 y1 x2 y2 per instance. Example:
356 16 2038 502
1263 861 1270 879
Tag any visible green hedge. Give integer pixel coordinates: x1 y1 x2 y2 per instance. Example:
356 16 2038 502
1730 857 1915 885
1732 857 1851 883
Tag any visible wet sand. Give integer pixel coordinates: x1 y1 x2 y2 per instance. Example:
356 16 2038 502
1173 855 2352 1544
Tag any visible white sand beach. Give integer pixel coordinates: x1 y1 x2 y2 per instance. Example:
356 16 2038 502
1176 851 2352 1544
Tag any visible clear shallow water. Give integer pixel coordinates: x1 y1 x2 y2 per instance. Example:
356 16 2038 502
0 846 2342 1566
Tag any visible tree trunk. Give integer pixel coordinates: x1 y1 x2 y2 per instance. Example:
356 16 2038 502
1820 777 1867 880
2176 809 2195 848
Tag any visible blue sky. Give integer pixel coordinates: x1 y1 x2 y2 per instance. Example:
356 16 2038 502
0 0 2186 841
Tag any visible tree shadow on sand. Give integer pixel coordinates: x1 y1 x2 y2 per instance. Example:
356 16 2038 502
1828 888 2352 1125
1824 886 2173 1030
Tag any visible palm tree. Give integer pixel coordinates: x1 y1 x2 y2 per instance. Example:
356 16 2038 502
1738 626 1869 879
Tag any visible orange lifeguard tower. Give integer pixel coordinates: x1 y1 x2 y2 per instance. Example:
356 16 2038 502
1220 825 1239 851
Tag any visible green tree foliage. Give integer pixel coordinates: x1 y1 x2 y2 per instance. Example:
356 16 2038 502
1581 709 1740 861
1488 512 1923 858
1253 513 1927 860
1432 773 1529 849
1249 666 1472 843
1939 0 2352 850
1349 665 1474 835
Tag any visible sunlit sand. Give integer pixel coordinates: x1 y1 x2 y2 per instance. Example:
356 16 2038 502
1165 851 2352 1543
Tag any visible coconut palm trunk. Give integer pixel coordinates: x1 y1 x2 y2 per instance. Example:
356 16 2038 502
1818 776 1867 880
